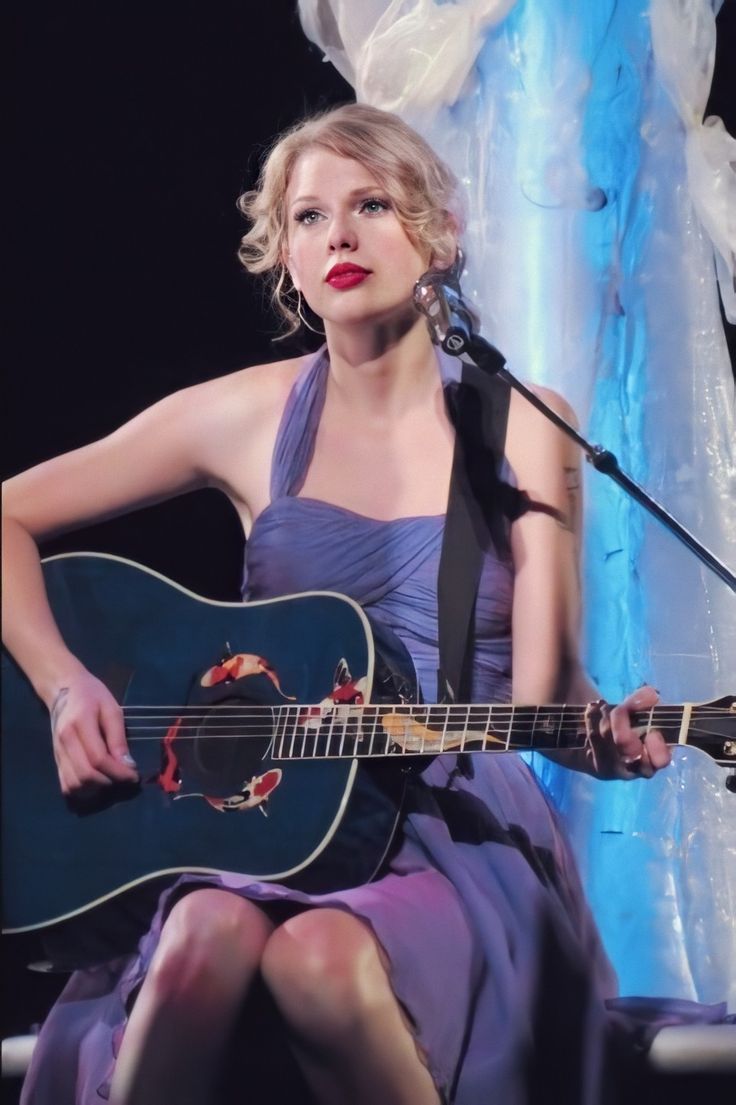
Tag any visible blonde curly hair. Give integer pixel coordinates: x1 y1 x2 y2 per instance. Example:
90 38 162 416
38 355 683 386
238 103 461 335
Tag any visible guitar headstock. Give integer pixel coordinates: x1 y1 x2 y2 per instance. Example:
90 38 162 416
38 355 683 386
676 694 736 771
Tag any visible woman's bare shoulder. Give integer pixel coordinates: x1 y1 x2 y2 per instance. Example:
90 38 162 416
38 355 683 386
2 354 313 540
172 354 312 520
508 382 578 429
177 354 310 424
507 383 580 476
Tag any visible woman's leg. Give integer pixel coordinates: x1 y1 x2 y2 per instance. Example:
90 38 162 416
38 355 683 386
261 908 441 1105
109 888 274 1105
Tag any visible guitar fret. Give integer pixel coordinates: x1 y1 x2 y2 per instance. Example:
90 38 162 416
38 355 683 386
321 705 333 759
292 707 301 757
335 706 345 758
272 707 280 758
487 705 497 747
344 713 351 758
378 706 388 755
274 706 285 759
375 711 386 755
288 713 298 761
440 705 449 753
280 710 288 759
379 706 389 755
343 709 354 757
283 707 294 758
367 706 379 758
311 716 319 758
383 709 393 755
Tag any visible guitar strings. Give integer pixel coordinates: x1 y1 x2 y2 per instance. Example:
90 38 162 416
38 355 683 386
113 718 731 742
58 701 730 747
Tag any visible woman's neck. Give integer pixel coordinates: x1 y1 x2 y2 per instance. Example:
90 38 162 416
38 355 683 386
324 315 441 421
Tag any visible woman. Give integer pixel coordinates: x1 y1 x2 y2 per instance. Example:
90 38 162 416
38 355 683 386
2 104 669 1105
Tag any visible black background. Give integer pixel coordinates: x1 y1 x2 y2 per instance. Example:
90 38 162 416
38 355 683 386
4 0 736 1090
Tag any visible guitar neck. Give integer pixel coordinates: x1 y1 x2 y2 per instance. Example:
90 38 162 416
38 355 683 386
271 701 736 767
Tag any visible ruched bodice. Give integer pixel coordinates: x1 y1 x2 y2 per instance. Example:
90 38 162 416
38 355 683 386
242 346 513 702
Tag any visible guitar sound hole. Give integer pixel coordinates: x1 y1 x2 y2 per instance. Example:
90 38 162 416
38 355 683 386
178 699 275 795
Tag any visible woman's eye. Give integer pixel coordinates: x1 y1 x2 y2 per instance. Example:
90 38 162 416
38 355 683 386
294 209 322 225
360 198 389 215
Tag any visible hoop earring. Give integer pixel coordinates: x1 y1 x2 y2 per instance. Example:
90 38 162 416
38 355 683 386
296 290 325 336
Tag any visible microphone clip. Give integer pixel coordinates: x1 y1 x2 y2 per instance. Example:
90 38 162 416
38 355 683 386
413 249 479 356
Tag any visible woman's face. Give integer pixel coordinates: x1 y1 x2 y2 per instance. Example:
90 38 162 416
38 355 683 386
284 148 433 330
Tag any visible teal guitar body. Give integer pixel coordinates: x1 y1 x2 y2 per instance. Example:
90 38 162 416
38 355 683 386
2 554 410 932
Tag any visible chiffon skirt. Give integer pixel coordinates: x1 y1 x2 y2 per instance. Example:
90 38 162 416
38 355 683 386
21 755 637 1105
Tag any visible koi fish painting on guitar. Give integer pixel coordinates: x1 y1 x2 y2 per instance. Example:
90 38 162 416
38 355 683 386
3 553 734 933
152 657 366 814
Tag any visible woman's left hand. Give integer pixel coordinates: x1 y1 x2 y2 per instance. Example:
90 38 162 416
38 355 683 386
583 685 672 780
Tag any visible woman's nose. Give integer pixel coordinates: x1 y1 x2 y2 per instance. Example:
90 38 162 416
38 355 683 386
328 215 357 252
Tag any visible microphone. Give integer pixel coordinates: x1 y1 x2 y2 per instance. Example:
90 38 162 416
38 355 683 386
413 249 479 355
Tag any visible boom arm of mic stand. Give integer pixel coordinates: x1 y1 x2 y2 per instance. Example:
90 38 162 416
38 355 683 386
462 332 736 593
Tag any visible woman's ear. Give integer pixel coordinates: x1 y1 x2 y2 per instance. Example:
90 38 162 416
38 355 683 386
430 245 461 275
431 249 457 274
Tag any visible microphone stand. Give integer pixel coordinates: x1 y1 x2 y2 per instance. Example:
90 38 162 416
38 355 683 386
436 324 736 593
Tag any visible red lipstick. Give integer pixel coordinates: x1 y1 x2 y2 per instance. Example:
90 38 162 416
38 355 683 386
326 263 371 289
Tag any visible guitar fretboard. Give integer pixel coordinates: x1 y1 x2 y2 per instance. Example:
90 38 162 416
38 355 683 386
259 702 736 765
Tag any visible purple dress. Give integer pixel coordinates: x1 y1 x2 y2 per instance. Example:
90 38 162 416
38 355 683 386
22 348 621 1104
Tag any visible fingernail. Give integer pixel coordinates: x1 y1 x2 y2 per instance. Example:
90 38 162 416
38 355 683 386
120 753 137 768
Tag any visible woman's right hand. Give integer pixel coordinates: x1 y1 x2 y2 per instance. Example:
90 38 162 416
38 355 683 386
48 670 139 797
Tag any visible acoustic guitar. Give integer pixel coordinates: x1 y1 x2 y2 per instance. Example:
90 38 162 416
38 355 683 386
3 553 734 932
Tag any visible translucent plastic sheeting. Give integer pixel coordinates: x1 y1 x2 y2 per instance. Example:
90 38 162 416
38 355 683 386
299 0 736 1004
528 747 736 1004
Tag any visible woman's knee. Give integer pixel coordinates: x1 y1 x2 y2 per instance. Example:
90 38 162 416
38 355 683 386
147 889 272 1004
261 908 393 1038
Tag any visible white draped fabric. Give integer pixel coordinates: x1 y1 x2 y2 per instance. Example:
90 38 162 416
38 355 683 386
299 0 735 1004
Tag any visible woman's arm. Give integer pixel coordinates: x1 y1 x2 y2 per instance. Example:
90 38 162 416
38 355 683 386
505 385 584 704
505 387 670 777
3 385 224 677
2 364 290 794
3 385 218 793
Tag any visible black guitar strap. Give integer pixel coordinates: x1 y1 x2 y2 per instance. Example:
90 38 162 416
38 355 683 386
437 360 519 706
